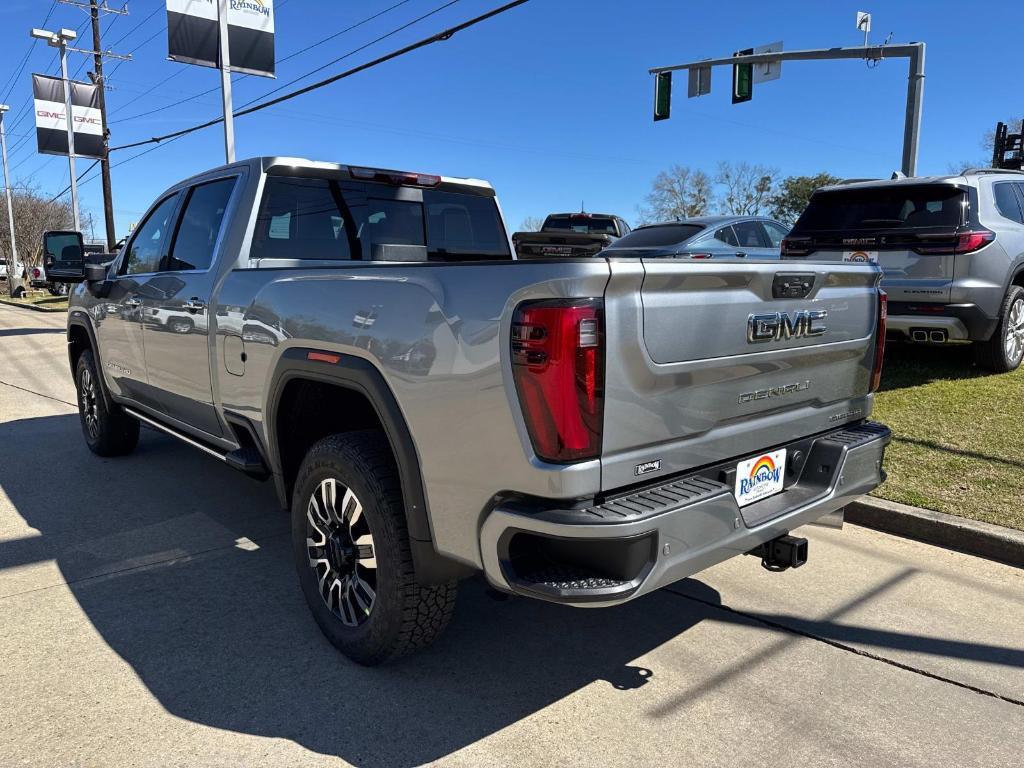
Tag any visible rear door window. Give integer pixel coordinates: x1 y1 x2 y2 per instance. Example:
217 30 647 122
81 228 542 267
165 177 237 271
795 185 966 232
763 221 789 247
993 182 1024 224
733 220 769 248
714 226 738 246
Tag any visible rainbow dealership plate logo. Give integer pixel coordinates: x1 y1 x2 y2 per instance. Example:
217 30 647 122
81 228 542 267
734 449 787 507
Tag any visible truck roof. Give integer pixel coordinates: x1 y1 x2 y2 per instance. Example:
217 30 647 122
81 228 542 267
174 156 496 195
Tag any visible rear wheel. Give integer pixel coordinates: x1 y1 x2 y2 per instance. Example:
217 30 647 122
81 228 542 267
291 431 456 665
975 285 1024 373
75 349 140 456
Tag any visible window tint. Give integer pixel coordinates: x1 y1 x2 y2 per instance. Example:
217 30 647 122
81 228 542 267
763 220 789 247
993 183 1024 224
714 226 738 246
166 178 236 271
795 185 966 232
733 220 769 248
544 215 619 234
612 224 704 248
252 176 511 261
252 177 354 261
122 194 179 275
425 190 508 258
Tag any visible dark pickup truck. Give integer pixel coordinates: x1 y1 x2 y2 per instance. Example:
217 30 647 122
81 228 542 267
512 212 630 258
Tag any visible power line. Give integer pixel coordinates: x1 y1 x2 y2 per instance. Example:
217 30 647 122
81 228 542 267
0 1 58 102
113 0 529 152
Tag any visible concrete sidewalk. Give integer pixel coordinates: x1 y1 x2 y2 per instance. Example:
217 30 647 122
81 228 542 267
1 303 1023 767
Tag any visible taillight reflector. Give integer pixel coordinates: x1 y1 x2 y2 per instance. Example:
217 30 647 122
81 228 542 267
33 267 41 278
511 300 604 463
870 290 887 393
307 350 341 365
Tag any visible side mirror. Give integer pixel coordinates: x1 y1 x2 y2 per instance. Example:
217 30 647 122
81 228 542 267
42 230 86 283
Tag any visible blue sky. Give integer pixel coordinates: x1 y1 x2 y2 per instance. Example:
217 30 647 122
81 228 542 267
0 0 1017 240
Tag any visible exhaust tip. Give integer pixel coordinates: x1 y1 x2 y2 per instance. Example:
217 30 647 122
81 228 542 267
930 330 947 343
911 329 929 343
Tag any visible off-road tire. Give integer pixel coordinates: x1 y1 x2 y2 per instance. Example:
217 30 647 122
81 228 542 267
291 431 456 665
975 285 1024 373
75 349 140 456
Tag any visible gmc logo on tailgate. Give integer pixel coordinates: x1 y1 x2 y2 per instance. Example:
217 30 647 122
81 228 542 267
747 310 828 343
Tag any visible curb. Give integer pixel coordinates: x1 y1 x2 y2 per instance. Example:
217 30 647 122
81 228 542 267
845 496 1024 569
0 297 68 313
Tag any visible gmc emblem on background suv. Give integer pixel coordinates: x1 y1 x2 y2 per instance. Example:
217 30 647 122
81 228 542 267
747 310 828 343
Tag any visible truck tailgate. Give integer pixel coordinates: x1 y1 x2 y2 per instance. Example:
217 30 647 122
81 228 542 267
600 259 881 491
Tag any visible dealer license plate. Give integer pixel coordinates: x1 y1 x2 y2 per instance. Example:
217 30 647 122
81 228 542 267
734 449 787 507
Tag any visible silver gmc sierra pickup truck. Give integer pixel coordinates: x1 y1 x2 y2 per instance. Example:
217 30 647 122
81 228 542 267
49 157 891 665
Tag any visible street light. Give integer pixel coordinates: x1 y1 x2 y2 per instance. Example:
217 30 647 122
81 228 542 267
29 27 80 232
0 103 19 291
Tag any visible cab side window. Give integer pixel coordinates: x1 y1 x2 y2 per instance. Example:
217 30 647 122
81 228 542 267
121 194 180 276
165 178 237 271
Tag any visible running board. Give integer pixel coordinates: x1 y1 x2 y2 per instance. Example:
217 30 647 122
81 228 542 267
123 407 270 479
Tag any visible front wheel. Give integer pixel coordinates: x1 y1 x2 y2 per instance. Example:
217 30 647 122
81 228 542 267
75 349 140 456
291 431 456 665
975 285 1024 373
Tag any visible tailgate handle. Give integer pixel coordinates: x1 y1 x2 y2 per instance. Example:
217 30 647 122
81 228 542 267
772 273 815 299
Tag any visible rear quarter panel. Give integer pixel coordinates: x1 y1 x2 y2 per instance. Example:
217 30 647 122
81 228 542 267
214 261 610 568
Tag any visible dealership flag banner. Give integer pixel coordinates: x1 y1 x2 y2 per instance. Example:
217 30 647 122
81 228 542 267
166 0 275 77
32 74 104 159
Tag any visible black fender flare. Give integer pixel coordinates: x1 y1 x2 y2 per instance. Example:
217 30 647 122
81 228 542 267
66 312 115 411
265 348 471 584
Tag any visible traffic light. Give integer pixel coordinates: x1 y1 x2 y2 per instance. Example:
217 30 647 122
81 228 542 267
654 71 672 121
732 48 753 104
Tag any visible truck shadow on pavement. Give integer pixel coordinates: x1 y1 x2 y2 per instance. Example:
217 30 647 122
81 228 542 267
0 413 724 766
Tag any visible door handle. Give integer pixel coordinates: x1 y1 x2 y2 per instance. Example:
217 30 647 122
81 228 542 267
184 297 206 313
124 297 141 308
735 251 747 258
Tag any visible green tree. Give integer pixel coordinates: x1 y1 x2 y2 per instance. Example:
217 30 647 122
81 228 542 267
768 173 842 225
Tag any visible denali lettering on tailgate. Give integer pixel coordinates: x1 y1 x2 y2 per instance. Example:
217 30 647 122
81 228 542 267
738 380 810 404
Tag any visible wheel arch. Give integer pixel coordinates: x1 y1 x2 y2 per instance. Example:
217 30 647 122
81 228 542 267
67 313 115 410
265 348 470 584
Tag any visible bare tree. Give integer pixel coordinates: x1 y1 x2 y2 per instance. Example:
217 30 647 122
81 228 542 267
637 164 713 225
715 161 779 216
518 216 544 232
0 184 76 285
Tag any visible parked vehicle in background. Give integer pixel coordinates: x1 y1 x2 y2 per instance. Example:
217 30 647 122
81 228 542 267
512 212 630 258
0 256 8 282
604 215 789 259
52 156 890 665
783 170 1024 372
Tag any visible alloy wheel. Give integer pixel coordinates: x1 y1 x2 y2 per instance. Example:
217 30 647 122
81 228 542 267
305 477 377 626
79 367 100 440
1005 298 1024 365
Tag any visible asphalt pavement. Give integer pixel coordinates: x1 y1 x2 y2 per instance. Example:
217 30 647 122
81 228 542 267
1 302 1022 767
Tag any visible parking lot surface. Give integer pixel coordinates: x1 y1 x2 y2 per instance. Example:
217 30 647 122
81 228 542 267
1 302 1023 767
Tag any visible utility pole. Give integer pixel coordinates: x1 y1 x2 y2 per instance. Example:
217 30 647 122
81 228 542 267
0 105 19 284
89 0 116 250
59 0 129 248
217 0 236 163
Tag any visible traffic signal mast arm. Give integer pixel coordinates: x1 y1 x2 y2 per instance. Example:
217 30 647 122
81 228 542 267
648 42 925 177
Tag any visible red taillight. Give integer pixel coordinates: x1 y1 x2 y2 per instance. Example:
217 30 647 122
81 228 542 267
870 290 887 393
914 230 995 255
511 300 604 463
781 237 811 257
33 267 41 278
